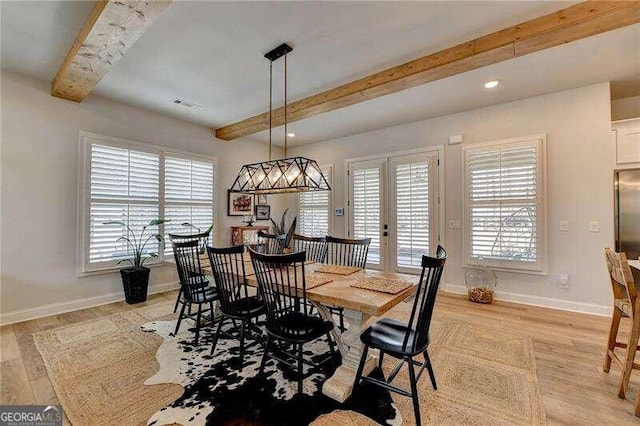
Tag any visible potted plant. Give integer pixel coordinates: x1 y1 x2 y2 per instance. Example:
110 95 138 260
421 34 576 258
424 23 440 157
270 208 297 253
104 219 168 304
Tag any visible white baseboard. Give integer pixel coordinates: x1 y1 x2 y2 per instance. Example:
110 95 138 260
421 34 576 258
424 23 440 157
0 282 179 326
443 283 611 317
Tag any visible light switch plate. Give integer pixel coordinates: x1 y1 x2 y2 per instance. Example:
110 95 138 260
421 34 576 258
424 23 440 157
589 221 599 232
448 219 461 229
559 220 568 232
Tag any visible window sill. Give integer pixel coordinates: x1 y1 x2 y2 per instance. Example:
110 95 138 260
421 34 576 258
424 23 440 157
462 263 548 276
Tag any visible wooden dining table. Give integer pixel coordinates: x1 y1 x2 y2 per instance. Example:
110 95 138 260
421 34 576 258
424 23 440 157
242 257 418 403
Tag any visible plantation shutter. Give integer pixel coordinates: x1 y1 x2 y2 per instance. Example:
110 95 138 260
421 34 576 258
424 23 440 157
164 155 214 254
351 164 382 267
394 159 431 269
464 137 545 272
298 166 331 237
88 143 160 268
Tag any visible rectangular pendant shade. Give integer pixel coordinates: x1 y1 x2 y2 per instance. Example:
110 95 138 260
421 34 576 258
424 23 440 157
230 156 331 194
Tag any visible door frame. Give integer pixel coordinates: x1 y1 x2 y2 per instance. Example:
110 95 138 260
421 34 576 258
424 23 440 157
344 145 445 273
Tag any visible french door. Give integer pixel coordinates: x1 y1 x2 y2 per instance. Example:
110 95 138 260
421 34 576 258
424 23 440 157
348 151 439 273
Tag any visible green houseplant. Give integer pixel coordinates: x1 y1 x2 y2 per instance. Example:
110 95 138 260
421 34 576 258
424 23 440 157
180 222 213 254
270 208 297 253
104 219 168 304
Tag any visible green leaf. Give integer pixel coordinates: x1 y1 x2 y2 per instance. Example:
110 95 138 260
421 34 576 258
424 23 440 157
148 219 168 226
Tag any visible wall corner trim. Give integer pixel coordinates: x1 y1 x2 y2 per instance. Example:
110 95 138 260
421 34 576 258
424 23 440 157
443 283 611 317
0 282 179 326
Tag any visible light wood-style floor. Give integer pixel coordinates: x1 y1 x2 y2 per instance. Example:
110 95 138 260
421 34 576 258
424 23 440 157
1 291 639 425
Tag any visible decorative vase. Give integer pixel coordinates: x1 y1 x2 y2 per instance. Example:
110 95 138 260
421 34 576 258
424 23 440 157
120 267 150 304
464 263 497 304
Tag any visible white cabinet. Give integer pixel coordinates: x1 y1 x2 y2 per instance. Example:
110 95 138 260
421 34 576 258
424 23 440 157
613 119 640 165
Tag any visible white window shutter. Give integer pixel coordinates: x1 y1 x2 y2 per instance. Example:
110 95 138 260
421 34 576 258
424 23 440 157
298 167 331 237
395 161 430 268
351 167 381 265
464 136 546 272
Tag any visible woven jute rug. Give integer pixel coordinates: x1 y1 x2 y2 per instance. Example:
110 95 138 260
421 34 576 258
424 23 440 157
34 299 546 425
33 301 183 426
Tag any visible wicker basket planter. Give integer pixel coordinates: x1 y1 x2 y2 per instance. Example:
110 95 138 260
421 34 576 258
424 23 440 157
464 265 497 305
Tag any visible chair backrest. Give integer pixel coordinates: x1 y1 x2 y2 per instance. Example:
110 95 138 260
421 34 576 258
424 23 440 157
172 239 209 302
169 230 211 253
326 236 371 268
256 230 287 254
404 245 447 353
292 234 328 263
249 248 309 336
207 245 249 315
605 247 637 303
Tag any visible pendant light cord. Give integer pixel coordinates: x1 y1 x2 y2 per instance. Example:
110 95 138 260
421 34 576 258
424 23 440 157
269 61 273 161
284 53 288 159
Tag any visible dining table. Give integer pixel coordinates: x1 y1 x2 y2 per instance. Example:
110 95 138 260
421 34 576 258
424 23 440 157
242 256 418 403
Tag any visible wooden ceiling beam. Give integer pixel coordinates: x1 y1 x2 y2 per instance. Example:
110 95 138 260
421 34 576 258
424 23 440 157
215 1 640 141
52 0 172 102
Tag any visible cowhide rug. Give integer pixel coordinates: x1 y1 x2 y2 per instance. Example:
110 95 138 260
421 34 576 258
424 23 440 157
142 320 401 425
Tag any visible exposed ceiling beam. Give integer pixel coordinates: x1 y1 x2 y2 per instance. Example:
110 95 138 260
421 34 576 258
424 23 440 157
215 1 640 141
52 0 172 102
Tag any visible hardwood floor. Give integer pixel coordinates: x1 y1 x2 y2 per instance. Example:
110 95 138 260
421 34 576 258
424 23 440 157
1 291 639 424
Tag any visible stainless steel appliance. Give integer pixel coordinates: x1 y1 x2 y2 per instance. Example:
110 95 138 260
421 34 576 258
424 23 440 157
615 168 640 260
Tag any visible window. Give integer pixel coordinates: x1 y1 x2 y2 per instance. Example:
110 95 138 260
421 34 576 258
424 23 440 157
463 135 547 273
79 133 215 273
350 161 383 266
298 165 332 237
163 155 214 255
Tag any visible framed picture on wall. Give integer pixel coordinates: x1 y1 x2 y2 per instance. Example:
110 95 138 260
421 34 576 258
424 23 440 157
255 205 271 221
257 194 268 205
228 191 255 216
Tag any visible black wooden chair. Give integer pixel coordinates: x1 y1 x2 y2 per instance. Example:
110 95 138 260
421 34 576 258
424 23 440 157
249 248 336 394
256 230 287 254
169 231 212 313
207 245 265 370
292 234 328 262
172 239 219 345
326 236 371 268
353 246 447 426
325 236 372 330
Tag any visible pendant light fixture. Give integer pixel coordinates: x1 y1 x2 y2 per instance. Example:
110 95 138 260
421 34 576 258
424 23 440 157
230 43 330 194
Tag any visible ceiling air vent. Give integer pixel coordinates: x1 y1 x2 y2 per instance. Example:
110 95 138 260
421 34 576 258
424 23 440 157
172 99 203 109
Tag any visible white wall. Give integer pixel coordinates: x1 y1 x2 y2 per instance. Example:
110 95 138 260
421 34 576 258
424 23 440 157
0 72 287 324
291 83 615 315
612 95 640 121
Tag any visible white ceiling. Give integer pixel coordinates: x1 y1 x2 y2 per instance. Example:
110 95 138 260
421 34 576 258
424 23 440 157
2 1 639 146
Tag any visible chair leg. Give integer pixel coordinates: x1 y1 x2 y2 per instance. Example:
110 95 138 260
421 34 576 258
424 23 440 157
423 349 437 390
326 332 336 358
195 303 203 346
238 320 246 371
353 344 370 390
174 302 187 336
619 311 640 399
604 307 623 373
259 334 272 375
210 316 225 355
339 310 345 332
297 343 304 395
378 351 385 369
173 286 183 313
407 356 422 426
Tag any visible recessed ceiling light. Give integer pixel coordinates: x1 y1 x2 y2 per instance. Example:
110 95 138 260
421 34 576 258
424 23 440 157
484 80 499 89
287 133 296 137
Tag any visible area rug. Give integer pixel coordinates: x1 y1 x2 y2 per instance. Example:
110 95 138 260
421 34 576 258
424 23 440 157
32 301 183 426
33 300 546 425
141 320 400 425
